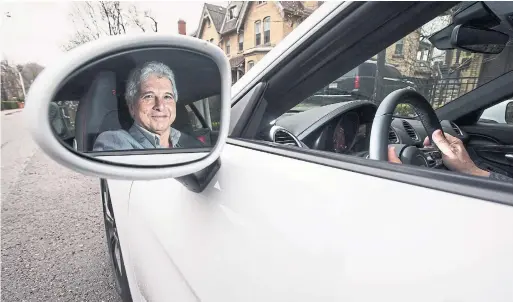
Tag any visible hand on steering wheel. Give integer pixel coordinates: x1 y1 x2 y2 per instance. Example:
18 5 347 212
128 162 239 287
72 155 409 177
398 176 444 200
388 129 490 177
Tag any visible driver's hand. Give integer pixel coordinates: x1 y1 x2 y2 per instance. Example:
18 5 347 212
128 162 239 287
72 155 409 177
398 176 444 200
388 146 402 164
424 130 489 177
388 129 490 177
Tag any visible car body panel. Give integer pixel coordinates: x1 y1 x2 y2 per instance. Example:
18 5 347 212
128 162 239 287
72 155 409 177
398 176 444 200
480 100 512 124
124 143 513 302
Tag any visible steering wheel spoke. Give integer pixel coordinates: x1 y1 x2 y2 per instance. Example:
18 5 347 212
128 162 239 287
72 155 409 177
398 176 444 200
419 147 444 168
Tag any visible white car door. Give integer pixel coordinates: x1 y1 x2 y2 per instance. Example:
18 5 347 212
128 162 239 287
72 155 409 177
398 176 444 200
122 2 513 301
128 141 513 302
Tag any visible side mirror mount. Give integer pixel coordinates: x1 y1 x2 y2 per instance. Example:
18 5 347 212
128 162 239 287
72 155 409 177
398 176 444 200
450 24 509 54
24 34 231 181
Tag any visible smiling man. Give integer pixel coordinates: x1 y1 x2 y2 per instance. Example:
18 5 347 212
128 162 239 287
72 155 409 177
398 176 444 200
93 61 203 151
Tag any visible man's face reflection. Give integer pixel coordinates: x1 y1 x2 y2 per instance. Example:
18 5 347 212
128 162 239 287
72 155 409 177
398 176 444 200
129 74 177 136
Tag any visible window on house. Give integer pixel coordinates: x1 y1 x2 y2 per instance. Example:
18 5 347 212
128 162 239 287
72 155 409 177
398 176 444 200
257 1 266 4
209 38 214 43
238 33 244 52
394 38 404 56
263 17 271 44
247 60 255 71
206 18 211 28
229 6 236 19
226 39 230 55
255 21 261 46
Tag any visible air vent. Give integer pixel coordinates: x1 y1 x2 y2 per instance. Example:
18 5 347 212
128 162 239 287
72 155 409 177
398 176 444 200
450 122 462 136
402 120 419 141
388 127 399 143
273 129 300 147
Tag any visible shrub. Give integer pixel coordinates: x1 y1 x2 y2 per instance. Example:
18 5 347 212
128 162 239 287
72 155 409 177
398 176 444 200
1 101 19 110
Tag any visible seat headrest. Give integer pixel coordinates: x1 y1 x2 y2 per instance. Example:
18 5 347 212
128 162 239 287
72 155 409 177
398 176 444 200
75 71 121 152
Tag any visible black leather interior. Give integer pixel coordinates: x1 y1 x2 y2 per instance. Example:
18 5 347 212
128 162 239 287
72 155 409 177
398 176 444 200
75 71 123 152
49 102 67 137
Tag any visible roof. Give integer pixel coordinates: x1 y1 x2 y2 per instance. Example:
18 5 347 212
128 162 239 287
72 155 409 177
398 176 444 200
279 2 315 17
205 3 226 32
220 1 245 34
232 1 313 34
229 55 245 68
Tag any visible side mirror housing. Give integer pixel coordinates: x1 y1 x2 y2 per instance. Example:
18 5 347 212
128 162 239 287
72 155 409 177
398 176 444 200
24 34 231 180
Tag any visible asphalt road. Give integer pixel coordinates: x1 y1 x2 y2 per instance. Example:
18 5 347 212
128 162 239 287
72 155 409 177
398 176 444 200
1 109 120 301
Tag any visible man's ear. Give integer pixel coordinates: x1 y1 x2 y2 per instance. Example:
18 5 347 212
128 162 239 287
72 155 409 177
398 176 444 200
128 103 134 117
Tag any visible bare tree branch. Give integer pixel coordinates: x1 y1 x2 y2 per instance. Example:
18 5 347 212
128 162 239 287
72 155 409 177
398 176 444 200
145 10 158 32
64 2 158 50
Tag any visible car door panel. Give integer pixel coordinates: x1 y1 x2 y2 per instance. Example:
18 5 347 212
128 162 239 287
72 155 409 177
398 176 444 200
128 143 513 302
462 123 513 176
462 123 513 145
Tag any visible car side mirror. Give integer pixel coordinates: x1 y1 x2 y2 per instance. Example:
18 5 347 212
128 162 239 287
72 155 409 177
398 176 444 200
506 101 513 124
24 34 231 180
450 24 509 54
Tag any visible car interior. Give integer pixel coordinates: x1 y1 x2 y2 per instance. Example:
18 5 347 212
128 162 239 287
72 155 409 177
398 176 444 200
51 48 222 152
231 1 513 179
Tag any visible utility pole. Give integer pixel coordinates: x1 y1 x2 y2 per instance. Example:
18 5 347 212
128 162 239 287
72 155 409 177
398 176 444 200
373 50 386 103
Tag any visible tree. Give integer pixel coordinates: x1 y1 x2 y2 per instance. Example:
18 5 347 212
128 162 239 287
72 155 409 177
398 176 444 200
1 60 23 101
20 63 44 92
64 1 158 51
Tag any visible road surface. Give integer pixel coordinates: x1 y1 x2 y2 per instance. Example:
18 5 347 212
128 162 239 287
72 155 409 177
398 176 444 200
1 109 120 301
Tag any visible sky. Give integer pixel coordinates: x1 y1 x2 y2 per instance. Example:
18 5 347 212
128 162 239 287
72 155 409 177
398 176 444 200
0 1 226 67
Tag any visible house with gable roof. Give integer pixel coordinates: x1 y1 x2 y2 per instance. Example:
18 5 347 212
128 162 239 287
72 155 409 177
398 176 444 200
194 1 322 83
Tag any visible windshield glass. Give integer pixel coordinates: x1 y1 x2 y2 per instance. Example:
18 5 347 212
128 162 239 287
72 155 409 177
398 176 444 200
289 5 513 118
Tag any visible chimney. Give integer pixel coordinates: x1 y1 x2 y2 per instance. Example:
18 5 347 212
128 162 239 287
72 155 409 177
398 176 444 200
178 19 186 35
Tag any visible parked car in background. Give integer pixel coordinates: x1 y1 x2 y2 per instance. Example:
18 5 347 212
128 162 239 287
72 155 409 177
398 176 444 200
329 60 416 101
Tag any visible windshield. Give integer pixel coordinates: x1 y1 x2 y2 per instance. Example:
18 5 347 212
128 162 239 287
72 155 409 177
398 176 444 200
289 5 513 118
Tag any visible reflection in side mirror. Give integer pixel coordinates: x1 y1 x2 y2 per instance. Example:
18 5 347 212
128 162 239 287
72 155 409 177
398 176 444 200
25 34 231 180
50 48 223 166
450 24 509 54
506 102 513 125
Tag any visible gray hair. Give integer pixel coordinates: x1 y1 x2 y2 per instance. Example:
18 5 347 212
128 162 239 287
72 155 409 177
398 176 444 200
125 61 178 107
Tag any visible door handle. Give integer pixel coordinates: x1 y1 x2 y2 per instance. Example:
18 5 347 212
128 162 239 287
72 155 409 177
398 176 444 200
506 154 513 162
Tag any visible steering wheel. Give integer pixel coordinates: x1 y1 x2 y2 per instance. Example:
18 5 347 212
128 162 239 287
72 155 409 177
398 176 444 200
369 88 445 168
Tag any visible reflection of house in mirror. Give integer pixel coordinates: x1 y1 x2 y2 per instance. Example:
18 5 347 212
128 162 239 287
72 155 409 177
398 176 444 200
193 1 323 83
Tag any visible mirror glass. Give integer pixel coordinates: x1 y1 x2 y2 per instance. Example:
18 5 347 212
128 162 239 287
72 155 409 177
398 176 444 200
506 102 513 124
49 48 222 165
451 24 509 54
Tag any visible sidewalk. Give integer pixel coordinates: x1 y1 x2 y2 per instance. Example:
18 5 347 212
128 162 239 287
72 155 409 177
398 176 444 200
1 109 23 116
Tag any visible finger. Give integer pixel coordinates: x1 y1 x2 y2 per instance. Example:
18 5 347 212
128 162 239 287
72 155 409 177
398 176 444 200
442 131 461 144
423 136 430 147
388 146 402 164
431 129 453 155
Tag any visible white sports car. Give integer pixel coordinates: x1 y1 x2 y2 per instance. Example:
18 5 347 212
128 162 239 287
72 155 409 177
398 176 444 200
26 1 513 302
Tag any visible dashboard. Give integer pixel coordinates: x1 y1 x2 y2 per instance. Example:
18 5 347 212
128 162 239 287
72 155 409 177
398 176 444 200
262 100 468 157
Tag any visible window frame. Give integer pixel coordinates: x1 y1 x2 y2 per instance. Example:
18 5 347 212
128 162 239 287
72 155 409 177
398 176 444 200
247 60 255 71
255 20 262 46
225 39 230 55
263 17 271 44
394 38 404 56
228 1 513 206
229 6 236 19
238 33 244 52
